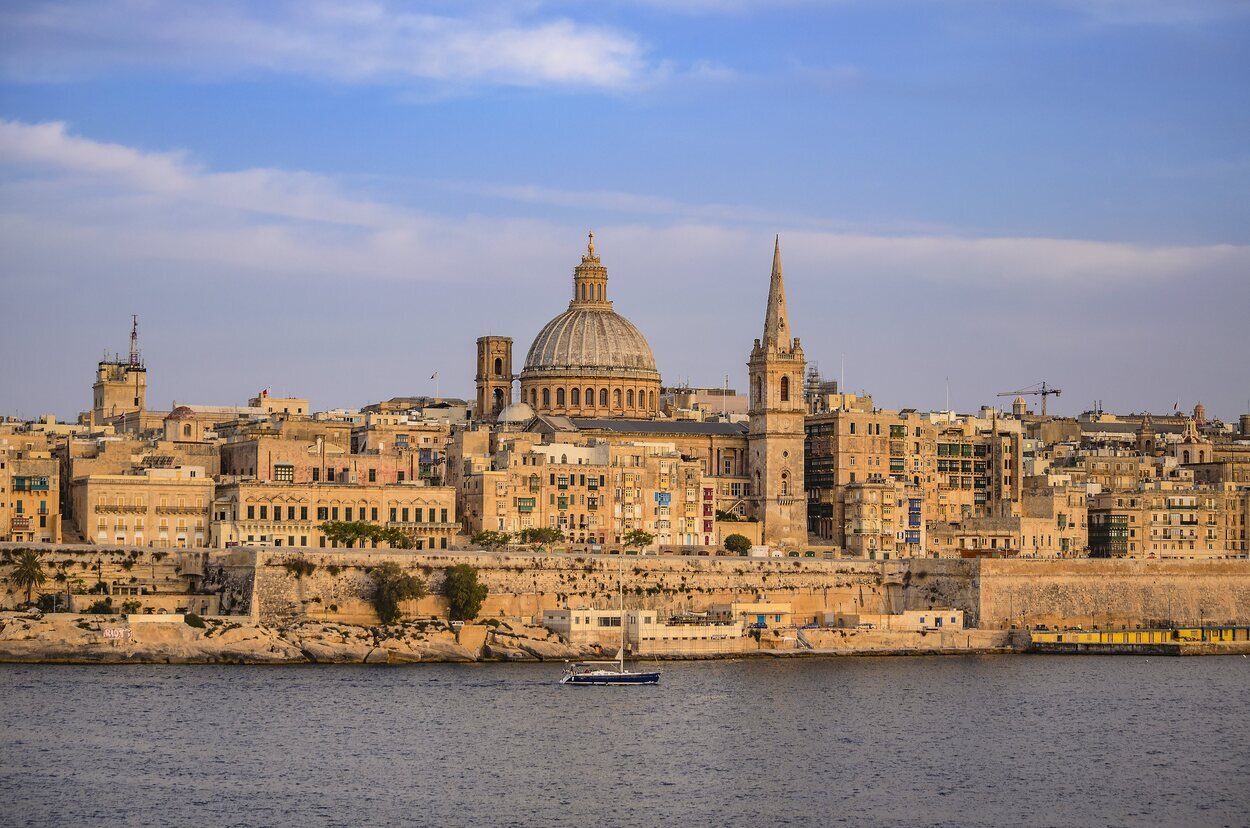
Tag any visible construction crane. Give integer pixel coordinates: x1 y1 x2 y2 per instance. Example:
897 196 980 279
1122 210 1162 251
998 381 1062 417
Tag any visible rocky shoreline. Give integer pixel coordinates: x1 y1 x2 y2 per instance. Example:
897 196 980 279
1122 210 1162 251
0 612 608 665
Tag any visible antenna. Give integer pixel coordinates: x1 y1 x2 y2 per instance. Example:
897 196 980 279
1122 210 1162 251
129 314 141 367
945 377 950 412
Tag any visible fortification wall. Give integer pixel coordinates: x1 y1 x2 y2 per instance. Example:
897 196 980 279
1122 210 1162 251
976 558 1250 629
6 544 1248 633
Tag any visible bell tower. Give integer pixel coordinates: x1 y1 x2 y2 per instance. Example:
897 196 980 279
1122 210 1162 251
92 315 148 426
476 335 513 421
747 237 807 550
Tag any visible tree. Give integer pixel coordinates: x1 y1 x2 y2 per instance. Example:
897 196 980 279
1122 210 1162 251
443 564 488 621
7 549 47 607
320 521 413 549
724 533 753 556
520 527 564 549
470 530 512 551
371 562 428 625
715 509 739 522
623 530 655 554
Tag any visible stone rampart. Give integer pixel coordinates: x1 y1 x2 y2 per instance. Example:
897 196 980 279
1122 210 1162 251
976 558 1250 629
6 544 1249 633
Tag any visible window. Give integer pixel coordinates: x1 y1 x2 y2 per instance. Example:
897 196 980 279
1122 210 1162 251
402 508 410 522
288 506 296 520
599 388 609 407
613 389 622 408
780 375 790 402
317 507 328 520
247 505 255 519
312 468 320 482
441 508 448 523
571 387 580 406
398 471 405 482
327 468 335 482
626 389 634 407
371 507 378 521
368 468 376 483
493 357 503 376
331 507 339 520
300 506 308 520
556 387 566 406
542 388 551 407
345 507 353 521
274 464 294 482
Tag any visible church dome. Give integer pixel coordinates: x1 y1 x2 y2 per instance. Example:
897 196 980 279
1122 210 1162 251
518 233 661 419
166 405 195 420
524 308 658 376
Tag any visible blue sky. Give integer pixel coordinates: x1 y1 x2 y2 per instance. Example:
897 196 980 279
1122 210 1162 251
1 0 1248 421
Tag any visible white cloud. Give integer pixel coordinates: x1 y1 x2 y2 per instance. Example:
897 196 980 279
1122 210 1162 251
2 118 1245 293
0 0 650 88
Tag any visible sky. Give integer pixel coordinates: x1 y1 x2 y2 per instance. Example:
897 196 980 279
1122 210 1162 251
1 0 1248 422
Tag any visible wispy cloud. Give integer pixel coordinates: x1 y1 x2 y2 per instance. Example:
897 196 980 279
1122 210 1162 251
0 0 651 89
3 118 1244 290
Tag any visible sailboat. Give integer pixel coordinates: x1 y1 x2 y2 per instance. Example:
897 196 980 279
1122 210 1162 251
559 554 660 686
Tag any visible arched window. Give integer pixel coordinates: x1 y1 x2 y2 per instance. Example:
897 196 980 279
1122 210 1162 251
780 375 790 402
183 423 192 438
626 389 634 408
571 388 580 406
530 388 537 407
1183 450 1190 464
600 388 609 407
586 387 594 407
753 376 762 405
493 357 503 376
596 284 602 301
649 390 655 410
561 454 568 464
492 388 505 411
613 389 622 408
556 388 566 406
542 387 551 407
1199 450 1206 463
781 472 789 496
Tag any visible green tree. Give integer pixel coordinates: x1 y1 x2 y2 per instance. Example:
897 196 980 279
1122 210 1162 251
370 562 428 625
724 533 753 556
7 549 47 607
442 564 489 621
319 521 413 549
715 509 739 522
520 527 564 549
623 530 655 555
470 530 512 551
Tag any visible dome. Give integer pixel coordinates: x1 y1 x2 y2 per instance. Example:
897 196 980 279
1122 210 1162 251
497 401 536 424
523 307 658 377
167 405 195 420
518 233 662 419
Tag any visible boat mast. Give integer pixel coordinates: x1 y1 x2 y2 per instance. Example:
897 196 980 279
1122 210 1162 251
618 553 625 671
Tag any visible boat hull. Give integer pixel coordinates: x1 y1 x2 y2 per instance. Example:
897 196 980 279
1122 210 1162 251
561 671 661 685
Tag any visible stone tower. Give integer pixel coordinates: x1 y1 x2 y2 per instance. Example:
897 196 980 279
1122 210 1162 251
92 315 147 425
747 237 807 549
476 336 513 421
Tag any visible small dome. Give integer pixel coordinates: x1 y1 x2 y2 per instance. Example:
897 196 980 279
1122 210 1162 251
497 401 536 424
167 405 195 420
1013 396 1026 405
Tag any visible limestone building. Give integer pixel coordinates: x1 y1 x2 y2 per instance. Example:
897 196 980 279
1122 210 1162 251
464 235 812 552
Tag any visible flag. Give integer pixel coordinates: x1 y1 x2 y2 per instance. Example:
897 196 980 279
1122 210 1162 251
430 371 438 380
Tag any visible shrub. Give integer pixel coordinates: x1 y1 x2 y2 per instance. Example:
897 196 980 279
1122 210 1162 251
442 564 488 622
325 565 342 577
184 613 206 628
371 563 428 625
120 599 142 614
724 534 752 556
282 557 317 579
84 597 114 615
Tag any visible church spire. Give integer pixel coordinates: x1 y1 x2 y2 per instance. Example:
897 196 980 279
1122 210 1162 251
762 235 791 350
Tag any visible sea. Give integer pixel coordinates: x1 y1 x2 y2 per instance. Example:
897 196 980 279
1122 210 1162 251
1 656 1247 827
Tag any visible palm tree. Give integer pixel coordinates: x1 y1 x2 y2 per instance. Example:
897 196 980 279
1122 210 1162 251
7 549 48 607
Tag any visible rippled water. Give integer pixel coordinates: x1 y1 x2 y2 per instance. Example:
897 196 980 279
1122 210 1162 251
1 656 1247 827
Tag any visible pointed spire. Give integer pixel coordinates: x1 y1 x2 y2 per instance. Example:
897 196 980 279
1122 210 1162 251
763 235 791 350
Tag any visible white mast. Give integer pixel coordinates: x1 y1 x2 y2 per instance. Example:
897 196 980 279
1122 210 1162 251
618 553 625 671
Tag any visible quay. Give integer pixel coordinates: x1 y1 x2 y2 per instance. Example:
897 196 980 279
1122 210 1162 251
1030 625 1250 655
